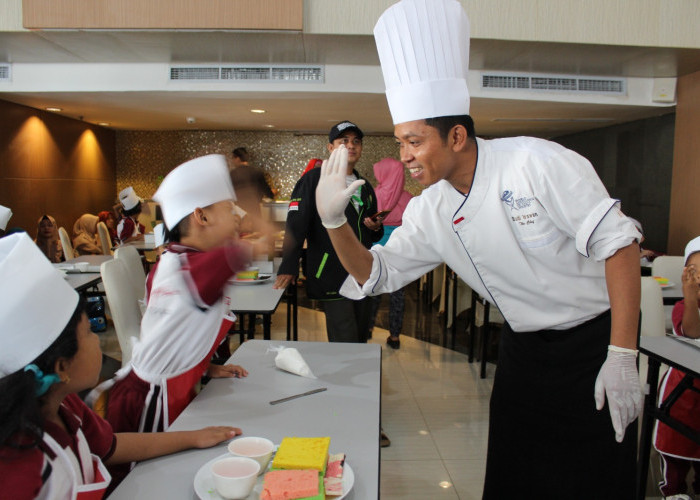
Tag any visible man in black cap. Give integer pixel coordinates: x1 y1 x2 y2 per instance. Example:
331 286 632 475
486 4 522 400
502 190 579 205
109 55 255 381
274 121 384 344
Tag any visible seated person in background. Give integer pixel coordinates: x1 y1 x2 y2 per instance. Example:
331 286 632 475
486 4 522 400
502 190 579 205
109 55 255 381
98 210 118 246
229 147 275 219
104 155 251 483
0 234 241 498
72 213 102 256
34 214 63 263
117 186 146 244
0 204 12 238
630 217 664 264
653 235 700 499
301 158 323 178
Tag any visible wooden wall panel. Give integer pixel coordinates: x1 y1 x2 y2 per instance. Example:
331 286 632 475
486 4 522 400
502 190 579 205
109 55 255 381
23 0 302 30
667 70 700 255
0 99 116 235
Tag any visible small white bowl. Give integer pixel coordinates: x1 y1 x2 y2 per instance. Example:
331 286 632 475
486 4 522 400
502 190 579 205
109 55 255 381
228 437 275 475
211 456 260 499
74 262 90 272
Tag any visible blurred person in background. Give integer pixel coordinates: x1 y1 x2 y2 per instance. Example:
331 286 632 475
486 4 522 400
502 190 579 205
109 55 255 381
34 214 63 263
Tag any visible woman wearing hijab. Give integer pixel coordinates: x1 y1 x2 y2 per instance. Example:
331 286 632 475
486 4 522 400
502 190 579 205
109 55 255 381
34 215 63 263
368 157 414 349
98 210 118 246
72 214 102 256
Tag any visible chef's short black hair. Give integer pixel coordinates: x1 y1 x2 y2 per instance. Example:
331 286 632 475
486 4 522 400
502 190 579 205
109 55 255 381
163 215 190 243
424 115 476 142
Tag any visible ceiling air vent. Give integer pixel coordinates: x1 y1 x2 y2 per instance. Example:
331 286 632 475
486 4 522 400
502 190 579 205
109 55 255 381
0 64 11 81
171 65 324 83
482 72 626 95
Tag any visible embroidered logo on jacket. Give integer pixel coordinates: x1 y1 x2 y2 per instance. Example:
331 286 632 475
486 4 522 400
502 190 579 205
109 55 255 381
501 190 534 211
288 201 299 212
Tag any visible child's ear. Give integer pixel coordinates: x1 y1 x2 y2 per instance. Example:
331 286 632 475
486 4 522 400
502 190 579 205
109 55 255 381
53 357 71 384
192 208 208 226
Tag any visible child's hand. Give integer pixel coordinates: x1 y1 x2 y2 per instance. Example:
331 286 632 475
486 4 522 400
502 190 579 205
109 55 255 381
192 426 242 448
681 265 700 297
209 363 248 379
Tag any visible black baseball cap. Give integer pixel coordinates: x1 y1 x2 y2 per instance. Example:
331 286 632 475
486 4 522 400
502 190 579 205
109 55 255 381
328 121 364 143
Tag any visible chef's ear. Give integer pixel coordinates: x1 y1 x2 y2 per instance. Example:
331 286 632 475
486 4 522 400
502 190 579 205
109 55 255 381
449 124 469 152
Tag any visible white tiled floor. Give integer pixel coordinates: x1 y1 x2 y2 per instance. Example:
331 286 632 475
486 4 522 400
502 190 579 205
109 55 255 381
99 303 667 499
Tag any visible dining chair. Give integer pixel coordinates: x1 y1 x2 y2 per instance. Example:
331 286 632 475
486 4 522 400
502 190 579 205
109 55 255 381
100 258 141 367
639 276 669 397
58 226 75 260
651 256 684 285
114 245 147 308
97 221 113 256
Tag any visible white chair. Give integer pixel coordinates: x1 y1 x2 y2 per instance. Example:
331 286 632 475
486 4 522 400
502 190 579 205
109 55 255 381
114 245 147 305
639 276 669 396
58 226 75 260
651 256 684 284
97 221 113 256
100 258 141 367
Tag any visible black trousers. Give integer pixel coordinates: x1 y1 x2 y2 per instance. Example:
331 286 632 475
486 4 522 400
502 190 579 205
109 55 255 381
483 310 637 500
321 297 373 343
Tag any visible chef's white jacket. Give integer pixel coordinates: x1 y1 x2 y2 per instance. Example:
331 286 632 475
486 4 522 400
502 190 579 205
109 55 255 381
341 136 640 332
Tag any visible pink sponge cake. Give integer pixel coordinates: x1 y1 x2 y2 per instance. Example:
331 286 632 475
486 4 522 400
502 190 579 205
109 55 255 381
260 470 321 500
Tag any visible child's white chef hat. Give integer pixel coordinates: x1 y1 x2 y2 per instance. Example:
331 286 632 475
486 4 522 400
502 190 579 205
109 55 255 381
374 0 471 125
0 233 79 377
684 236 700 265
154 154 236 230
0 204 12 231
119 186 143 211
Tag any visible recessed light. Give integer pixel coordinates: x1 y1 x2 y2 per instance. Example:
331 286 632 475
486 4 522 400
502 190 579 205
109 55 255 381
98 122 110 127
250 109 266 114
45 107 62 112
264 124 275 128
439 481 452 489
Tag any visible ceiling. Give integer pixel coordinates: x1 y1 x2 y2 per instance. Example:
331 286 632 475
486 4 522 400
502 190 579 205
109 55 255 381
1 30 698 138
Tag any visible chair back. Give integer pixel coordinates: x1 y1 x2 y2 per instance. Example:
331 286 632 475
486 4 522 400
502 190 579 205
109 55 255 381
100 258 141 367
114 245 147 305
58 226 75 260
640 277 666 337
651 256 685 285
97 222 113 255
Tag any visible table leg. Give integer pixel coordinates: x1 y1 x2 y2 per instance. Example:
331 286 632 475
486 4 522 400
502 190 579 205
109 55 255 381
263 314 271 341
451 270 458 351
636 357 661 500
468 290 477 363
292 283 298 341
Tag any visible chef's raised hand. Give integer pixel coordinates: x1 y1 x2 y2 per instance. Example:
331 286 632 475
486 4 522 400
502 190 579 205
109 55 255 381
316 145 365 229
594 346 643 442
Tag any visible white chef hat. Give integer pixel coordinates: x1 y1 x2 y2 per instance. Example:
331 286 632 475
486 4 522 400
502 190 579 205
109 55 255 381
0 233 79 377
374 0 471 125
119 186 142 211
0 204 12 231
153 223 166 247
153 154 236 230
684 236 700 265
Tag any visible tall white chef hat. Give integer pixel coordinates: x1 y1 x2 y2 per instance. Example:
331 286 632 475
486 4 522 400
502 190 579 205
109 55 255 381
119 186 142 211
684 236 700 265
0 233 79 377
153 154 236 230
0 204 12 231
374 0 471 125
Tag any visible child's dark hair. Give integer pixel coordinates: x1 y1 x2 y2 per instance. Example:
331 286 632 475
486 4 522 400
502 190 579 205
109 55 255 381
0 298 85 449
123 201 142 217
232 147 249 162
163 216 190 244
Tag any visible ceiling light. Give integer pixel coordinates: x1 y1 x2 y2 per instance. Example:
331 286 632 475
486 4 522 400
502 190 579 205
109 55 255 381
264 124 275 128
98 122 110 127
439 481 452 489
491 117 614 123
250 109 266 114
45 107 62 112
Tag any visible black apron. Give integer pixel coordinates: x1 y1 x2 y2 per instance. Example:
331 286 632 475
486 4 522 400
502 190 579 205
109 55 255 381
483 310 636 500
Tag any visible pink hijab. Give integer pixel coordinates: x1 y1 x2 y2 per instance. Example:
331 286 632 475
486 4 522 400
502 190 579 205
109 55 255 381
373 158 413 227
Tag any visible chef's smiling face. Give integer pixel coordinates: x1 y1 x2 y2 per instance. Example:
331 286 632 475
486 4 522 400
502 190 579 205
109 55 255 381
395 120 459 187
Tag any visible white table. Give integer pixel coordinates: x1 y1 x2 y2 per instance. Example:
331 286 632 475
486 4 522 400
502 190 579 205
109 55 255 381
224 277 287 340
56 255 112 292
636 336 700 499
110 340 381 499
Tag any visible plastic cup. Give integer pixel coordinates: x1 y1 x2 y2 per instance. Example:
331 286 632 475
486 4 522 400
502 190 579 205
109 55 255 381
228 437 275 475
211 457 260 499
74 262 89 272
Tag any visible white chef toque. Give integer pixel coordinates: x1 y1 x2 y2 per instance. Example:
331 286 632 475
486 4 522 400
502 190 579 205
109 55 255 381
153 222 166 247
373 0 471 125
0 204 12 231
153 154 237 230
119 186 142 211
684 236 700 265
0 233 79 377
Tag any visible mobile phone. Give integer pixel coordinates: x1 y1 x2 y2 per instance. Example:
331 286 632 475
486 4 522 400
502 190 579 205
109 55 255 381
371 210 391 221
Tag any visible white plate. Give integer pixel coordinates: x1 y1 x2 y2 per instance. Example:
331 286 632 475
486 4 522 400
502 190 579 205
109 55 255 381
193 452 354 499
230 275 273 286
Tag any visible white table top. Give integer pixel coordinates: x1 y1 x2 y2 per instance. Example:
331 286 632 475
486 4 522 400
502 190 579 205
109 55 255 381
640 336 700 377
110 340 381 499
224 276 285 314
56 255 112 291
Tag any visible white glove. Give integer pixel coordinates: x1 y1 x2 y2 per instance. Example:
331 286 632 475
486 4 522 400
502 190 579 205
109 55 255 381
594 346 643 443
315 145 365 229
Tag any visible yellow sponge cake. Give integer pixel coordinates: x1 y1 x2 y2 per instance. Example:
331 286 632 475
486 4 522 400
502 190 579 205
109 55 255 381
271 437 331 472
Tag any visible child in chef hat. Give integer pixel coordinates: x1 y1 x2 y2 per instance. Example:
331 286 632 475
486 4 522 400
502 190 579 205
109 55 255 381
652 236 700 499
105 154 251 452
0 233 242 498
116 186 146 244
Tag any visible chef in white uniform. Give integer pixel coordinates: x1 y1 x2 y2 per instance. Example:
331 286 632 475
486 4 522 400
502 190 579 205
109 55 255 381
315 0 643 498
